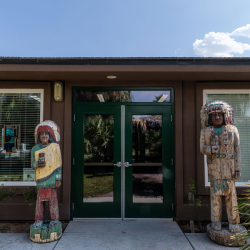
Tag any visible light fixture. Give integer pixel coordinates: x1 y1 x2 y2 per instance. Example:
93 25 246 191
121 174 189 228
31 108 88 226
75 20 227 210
54 81 63 102
158 94 168 102
97 94 105 102
107 75 117 79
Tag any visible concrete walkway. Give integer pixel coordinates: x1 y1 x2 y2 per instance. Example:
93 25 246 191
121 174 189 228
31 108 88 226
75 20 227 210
0 220 244 250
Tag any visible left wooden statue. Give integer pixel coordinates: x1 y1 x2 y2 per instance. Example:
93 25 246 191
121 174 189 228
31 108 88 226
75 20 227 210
30 120 62 243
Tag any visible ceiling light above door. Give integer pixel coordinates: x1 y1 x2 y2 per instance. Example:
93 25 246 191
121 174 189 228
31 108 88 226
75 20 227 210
107 76 117 79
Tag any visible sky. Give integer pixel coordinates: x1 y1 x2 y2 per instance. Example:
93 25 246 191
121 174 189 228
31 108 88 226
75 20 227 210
1 0 250 57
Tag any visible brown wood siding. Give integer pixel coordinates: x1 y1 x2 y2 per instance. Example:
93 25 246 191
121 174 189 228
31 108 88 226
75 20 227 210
0 63 250 221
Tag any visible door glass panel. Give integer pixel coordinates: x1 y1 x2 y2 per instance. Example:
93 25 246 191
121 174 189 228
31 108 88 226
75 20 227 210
83 115 114 203
132 115 163 203
76 90 170 103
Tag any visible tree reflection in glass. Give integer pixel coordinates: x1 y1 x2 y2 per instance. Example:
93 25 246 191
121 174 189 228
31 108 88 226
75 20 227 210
83 115 114 203
132 115 163 203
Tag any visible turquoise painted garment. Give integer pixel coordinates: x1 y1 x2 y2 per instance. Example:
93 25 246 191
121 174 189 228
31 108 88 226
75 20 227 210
213 179 230 193
211 126 230 193
213 126 223 136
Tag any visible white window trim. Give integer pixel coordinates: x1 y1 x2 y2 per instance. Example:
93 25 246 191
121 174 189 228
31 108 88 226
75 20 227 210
203 89 250 187
0 89 44 187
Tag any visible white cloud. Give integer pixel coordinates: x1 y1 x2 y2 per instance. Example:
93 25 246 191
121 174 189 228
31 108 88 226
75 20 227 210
231 24 250 38
193 31 250 57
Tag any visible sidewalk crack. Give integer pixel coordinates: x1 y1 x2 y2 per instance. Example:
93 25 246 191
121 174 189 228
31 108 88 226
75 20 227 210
184 234 195 250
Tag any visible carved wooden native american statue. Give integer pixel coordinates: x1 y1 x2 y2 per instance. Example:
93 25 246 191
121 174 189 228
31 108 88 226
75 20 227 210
30 120 62 243
200 101 241 235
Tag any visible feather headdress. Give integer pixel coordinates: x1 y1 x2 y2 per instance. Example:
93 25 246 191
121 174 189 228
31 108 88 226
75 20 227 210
34 120 60 145
200 100 234 129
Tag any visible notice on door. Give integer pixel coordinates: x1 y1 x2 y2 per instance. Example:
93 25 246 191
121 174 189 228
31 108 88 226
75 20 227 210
23 168 36 181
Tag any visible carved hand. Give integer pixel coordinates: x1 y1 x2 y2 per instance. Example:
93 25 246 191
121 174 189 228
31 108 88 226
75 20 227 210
212 146 220 154
55 180 61 188
235 171 241 179
38 153 46 167
38 161 46 167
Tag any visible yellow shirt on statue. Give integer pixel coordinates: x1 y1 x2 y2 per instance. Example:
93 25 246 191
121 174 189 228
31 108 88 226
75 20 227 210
31 143 62 189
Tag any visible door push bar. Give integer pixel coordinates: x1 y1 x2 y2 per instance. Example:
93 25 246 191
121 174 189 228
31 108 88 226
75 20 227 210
114 162 133 167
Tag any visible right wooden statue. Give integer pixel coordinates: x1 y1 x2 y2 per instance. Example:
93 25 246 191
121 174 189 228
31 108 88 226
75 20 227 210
200 101 246 246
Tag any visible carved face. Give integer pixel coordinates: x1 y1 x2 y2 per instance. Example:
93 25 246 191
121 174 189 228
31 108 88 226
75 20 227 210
40 132 50 145
211 112 223 128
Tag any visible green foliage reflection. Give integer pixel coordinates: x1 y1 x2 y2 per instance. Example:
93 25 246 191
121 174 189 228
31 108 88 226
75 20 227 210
84 115 114 163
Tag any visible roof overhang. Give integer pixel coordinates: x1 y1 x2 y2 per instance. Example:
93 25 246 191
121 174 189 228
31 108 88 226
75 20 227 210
0 57 250 82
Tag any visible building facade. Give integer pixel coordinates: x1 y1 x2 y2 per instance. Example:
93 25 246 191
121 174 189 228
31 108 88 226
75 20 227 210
1 57 250 221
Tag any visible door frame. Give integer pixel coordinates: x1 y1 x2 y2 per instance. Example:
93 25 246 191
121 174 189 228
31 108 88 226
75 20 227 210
71 87 175 220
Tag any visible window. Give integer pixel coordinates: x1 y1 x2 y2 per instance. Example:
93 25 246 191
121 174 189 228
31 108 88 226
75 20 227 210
204 90 250 186
0 90 43 186
76 90 171 102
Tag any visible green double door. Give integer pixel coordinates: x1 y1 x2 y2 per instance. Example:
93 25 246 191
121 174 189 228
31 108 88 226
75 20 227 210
71 104 174 219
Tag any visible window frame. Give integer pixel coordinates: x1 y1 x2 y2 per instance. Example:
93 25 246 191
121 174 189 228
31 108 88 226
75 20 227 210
0 89 44 186
203 89 250 187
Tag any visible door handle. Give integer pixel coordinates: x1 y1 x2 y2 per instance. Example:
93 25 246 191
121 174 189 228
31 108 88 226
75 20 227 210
124 162 132 167
114 162 122 167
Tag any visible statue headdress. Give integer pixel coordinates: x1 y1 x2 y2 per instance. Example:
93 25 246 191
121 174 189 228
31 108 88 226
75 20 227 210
35 120 60 145
200 100 234 129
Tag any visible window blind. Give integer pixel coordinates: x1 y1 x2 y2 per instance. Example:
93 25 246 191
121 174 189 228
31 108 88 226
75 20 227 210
207 94 250 182
0 93 41 182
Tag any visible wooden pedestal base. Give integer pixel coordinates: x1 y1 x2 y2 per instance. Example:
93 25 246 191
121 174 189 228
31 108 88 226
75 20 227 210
207 223 247 247
30 220 62 243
